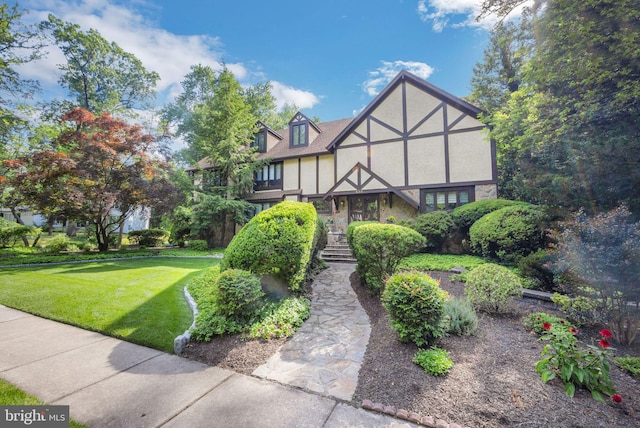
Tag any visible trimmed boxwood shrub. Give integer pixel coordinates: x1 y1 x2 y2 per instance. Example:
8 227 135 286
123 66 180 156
215 269 265 324
346 220 378 252
127 228 168 247
221 201 317 292
382 271 448 347
352 223 426 294
411 211 455 252
469 204 546 262
187 239 208 251
465 263 522 313
451 199 529 232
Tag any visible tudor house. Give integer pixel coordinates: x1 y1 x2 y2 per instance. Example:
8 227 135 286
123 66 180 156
189 70 497 235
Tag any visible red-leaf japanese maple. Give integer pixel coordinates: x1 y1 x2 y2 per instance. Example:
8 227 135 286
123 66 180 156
7 108 176 251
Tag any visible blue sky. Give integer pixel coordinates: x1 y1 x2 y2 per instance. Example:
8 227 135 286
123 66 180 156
15 0 525 123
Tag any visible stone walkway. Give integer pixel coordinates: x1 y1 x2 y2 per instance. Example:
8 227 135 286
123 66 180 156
253 263 370 401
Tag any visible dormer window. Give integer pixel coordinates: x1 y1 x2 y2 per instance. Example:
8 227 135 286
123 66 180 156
253 130 266 153
289 111 318 148
291 123 307 147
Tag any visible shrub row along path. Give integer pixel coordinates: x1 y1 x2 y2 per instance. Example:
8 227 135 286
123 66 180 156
253 263 371 401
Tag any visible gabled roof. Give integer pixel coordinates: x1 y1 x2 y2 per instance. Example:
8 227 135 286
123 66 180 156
288 111 322 134
256 117 353 161
327 69 483 151
257 120 283 140
322 162 419 209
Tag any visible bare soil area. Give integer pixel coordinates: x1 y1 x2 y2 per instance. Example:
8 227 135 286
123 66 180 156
182 271 640 428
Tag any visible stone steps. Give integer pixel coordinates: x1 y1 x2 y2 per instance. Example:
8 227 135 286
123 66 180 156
320 244 356 263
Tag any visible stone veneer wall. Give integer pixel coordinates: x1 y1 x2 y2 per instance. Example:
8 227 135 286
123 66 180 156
475 184 498 201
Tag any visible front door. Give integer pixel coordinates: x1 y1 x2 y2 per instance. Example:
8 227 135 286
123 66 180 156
349 195 379 222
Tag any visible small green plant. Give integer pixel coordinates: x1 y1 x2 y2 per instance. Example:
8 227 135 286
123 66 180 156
45 235 73 253
382 271 448 347
551 293 607 327
413 347 454 376
443 297 478 336
386 215 395 223
187 239 209 251
465 263 522 313
249 297 311 339
215 269 265 324
614 355 640 379
536 325 619 403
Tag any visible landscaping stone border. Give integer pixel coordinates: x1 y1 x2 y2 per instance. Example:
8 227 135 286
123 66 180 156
361 399 469 428
174 286 199 354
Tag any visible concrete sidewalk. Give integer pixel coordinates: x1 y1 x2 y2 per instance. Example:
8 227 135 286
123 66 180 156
0 305 417 428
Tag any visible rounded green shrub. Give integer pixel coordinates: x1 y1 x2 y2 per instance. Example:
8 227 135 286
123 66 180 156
411 211 455 252
382 271 448 346
215 269 265 324
346 220 378 252
413 347 454 376
443 297 478 336
187 239 209 251
465 263 522 313
127 229 168 247
469 204 546 262
221 201 317 292
451 199 529 232
46 235 73 253
352 223 426 294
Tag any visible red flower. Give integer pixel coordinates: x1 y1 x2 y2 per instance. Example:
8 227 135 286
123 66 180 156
568 327 579 335
543 322 552 331
612 394 622 403
598 339 611 348
600 329 612 338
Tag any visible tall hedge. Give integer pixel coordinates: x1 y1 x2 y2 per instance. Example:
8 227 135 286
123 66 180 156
469 204 546 262
351 223 426 294
451 199 530 232
221 201 317 292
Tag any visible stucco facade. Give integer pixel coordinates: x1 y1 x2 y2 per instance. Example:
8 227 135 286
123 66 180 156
192 70 497 233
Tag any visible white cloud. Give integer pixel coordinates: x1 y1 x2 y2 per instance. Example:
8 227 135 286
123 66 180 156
16 0 319 111
416 0 530 32
270 81 320 111
363 60 435 96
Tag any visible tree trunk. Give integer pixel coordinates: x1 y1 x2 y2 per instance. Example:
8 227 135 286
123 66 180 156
117 220 125 249
9 207 30 247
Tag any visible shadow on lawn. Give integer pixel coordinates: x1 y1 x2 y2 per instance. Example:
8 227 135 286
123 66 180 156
102 267 204 354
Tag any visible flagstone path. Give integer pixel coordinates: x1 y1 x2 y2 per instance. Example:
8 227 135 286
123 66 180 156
253 263 371 401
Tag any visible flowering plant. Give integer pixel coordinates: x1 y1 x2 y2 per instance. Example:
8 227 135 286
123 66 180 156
535 325 620 403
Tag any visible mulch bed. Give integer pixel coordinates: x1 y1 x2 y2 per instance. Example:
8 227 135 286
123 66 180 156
182 270 640 428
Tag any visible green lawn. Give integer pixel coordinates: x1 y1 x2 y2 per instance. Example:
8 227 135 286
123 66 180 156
398 253 487 272
0 257 218 352
0 378 89 428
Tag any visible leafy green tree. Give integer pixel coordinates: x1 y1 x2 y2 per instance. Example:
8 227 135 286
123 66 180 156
469 20 532 112
474 0 640 214
40 15 159 116
0 4 43 147
164 65 269 246
529 0 640 212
